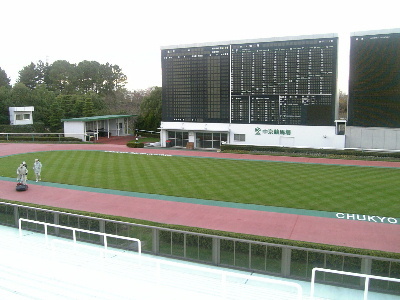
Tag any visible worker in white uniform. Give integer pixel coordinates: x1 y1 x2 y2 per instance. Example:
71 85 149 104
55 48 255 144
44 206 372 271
33 159 42 182
17 164 27 185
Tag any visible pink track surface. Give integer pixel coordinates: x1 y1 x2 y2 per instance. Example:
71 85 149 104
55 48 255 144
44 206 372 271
1 142 399 253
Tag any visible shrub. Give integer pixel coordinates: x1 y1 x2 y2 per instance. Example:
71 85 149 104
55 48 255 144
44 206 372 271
0 123 46 133
127 141 144 148
0 135 81 142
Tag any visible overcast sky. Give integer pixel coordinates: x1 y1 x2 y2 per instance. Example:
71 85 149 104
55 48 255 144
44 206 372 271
1 0 399 92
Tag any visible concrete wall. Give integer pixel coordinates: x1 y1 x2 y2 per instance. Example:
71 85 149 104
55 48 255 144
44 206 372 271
346 126 400 150
64 122 85 141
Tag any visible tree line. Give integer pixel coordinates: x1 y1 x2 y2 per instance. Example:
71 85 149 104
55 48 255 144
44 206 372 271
0 62 161 133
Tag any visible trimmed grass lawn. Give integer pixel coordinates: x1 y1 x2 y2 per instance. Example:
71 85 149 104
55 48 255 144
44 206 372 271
1 150 399 218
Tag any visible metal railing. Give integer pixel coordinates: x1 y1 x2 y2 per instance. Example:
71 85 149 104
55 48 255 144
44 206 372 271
18 218 142 254
310 267 400 300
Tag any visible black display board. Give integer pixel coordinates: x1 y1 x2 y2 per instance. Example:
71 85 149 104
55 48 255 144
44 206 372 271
348 32 400 127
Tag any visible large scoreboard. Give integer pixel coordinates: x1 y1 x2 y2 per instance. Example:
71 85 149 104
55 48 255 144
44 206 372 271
162 34 338 126
161 45 230 123
348 29 400 127
230 37 337 125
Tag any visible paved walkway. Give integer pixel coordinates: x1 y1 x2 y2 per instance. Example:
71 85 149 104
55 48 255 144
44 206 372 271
0 142 399 253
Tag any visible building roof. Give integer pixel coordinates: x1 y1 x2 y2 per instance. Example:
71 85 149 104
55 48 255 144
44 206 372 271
160 33 338 50
9 106 35 112
61 115 135 122
351 28 400 37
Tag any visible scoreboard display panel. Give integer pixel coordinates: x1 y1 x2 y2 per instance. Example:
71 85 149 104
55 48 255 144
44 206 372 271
162 34 338 126
230 37 338 125
348 31 400 127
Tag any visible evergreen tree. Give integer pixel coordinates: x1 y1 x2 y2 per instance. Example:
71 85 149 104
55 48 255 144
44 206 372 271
0 67 11 88
83 97 95 117
0 86 12 124
48 100 64 131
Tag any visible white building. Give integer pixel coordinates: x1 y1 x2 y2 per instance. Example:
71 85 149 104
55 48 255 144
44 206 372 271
9 107 34 125
62 115 134 141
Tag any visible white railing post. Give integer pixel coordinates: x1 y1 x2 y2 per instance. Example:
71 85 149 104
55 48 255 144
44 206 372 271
310 268 316 298
364 277 370 300
45 224 48 244
18 218 22 237
104 235 108 250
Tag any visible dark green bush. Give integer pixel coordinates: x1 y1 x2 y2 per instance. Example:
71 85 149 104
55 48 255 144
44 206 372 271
127 141 144 148
0 123 46 133
0 136 81 142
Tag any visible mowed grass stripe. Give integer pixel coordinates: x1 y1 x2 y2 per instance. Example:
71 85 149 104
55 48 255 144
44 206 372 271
0 150 399 218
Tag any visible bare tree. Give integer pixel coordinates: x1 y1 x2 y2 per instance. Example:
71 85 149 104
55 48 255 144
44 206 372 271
339 90 348 119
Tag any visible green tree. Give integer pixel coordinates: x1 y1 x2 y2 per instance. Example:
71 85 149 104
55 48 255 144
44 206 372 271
76 60 101 93
0 86 12 124
76 61 127 95
48 99 64 131
17 61 48 89
47 60 76 94
107 64 127 91
31 84 56 128
73 96 85 117
10 83 32 106
0 67 11 88
134 86 161 132
83 97 95 117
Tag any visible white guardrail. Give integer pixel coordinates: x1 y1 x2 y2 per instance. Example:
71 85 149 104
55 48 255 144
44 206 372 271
311 267 400 300
18 218 141 254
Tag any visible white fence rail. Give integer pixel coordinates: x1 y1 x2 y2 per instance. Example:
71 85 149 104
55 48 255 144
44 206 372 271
18 218 141 254
311 267 400 300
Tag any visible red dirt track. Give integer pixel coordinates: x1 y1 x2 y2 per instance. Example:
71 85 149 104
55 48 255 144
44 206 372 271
1 142 399 253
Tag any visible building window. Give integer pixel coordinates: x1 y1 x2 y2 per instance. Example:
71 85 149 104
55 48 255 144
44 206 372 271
167 131 189 147
234 134 245 142
196 132 227 149
16 114 31 120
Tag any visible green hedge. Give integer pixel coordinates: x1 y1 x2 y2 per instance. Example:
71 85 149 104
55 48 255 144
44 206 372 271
220 144 400 160
0 136 82 142
134 131 159 139
127 141 145 148
0 123 46 133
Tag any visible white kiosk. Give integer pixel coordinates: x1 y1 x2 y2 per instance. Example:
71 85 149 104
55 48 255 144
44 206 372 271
9 107 34 125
